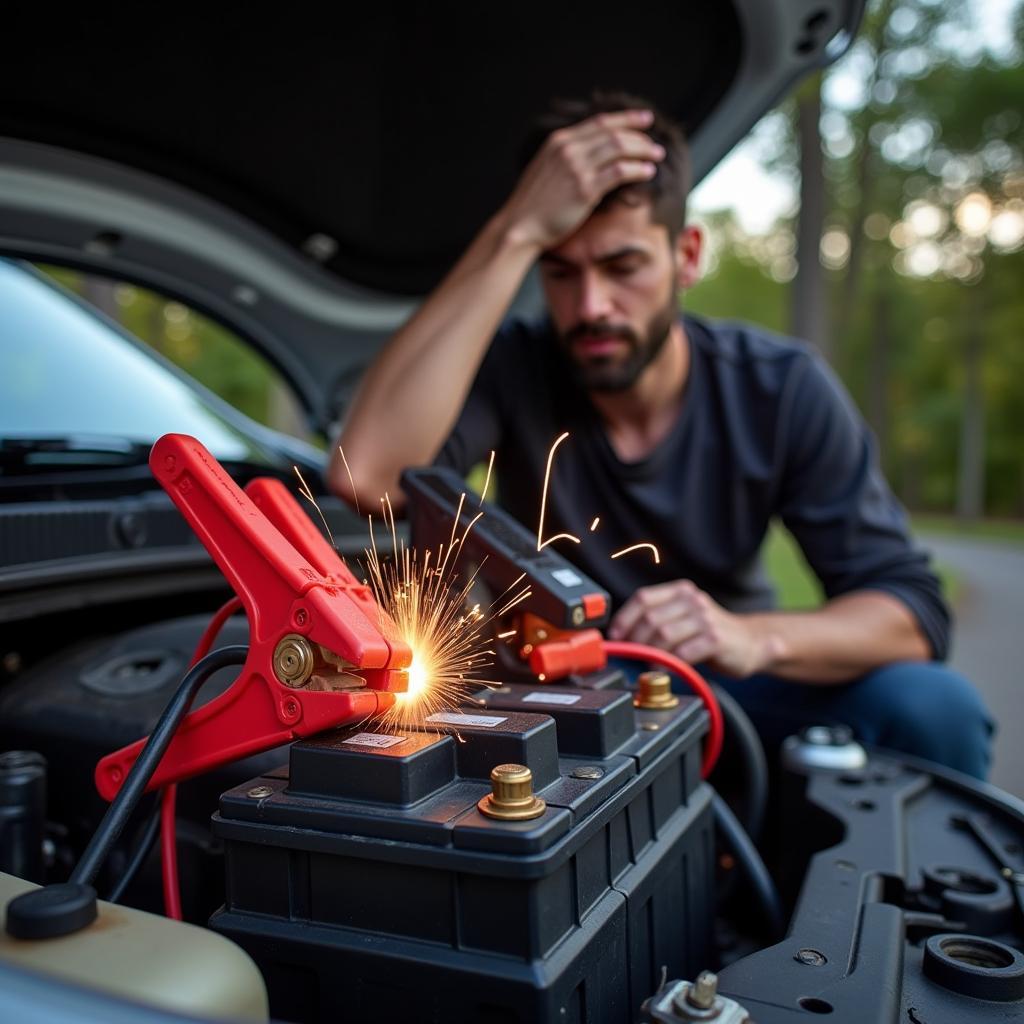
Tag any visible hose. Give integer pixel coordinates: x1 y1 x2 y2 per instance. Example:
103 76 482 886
71 645 249 888
712 791 786 941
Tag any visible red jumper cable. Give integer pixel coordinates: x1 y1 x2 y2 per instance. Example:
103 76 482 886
93 435 410 917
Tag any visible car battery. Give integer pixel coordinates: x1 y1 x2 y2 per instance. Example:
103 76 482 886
210 680 714 1024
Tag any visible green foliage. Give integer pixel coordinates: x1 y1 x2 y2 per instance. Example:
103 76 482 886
34 266 310 438
761 523 823 609
694 0 1024 521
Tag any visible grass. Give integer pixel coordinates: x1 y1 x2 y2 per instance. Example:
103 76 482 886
762 521 962 610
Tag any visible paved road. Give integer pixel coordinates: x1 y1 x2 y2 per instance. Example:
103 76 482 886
920 534 1023 797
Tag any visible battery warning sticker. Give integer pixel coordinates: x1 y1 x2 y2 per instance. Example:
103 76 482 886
522 692 581 706
551 568 583 587
342 732 407 749
425 713 507 729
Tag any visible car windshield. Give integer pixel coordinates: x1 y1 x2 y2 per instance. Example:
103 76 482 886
0 260 266 464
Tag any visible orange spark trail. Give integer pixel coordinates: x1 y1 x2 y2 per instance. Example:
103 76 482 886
536 432 581 552
610 542 662 565
479 450 496 506
336 445 361 516
294 466 336 550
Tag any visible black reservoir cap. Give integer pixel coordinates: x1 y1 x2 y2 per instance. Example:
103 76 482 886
410 710 560 789
481 685 635 758
289 727 455 806
5 883 97 940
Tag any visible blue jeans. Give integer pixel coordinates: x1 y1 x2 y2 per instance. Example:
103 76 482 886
610 659 995 778
626 660 994 780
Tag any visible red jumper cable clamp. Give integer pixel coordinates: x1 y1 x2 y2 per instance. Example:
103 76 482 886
95 433 410 801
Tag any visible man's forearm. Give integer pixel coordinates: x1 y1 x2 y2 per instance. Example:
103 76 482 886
329 211 539 507
745 590 932 684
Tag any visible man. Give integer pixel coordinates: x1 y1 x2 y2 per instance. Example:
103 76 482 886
330 93 992 778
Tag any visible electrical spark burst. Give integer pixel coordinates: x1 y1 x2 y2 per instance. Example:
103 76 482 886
362 495 532 733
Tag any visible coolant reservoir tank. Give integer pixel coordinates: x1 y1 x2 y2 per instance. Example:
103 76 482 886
0 872 267 1021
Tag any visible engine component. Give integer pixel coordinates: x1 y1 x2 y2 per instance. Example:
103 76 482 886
212 682 713 1023
642 970 751 1023
691 748 1024 1021
0 869 267 1021
0 751 46 882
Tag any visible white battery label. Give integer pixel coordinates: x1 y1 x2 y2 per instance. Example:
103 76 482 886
426 713 507 728
342 732 407 749
552 568 583 587
522 692 581 706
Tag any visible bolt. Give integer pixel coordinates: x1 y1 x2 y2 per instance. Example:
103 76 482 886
478 763 546 821
571 607 586 626
688 972 718 1010
284 698 299 717
247 786 273 799
274 635 314 687
571 766 604 780
634 671 679 711
642 722 661 732
673 972 720 1016
295 608 308 626
1002 867 1024 885
795 948 828 967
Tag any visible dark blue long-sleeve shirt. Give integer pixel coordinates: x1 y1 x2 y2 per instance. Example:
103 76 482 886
436 314 950 659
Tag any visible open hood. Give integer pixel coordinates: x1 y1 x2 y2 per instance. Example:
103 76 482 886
0 2 863 431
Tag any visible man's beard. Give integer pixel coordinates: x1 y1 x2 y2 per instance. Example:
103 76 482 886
558 297 678 393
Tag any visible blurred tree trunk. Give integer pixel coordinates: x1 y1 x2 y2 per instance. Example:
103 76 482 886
867 286 890 454
833 0 894 347
956 288 986 521
790 73 828 359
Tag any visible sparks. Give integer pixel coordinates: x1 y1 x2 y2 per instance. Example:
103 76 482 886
362 486 524 734
590 516 601 532
610 542 662 565
536 431 581 552
294 466 336 550
336 444 361 516
479 450 496 506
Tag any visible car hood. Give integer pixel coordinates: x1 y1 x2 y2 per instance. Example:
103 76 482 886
1 2 862 431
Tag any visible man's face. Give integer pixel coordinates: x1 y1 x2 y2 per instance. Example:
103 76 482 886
539 199 697 392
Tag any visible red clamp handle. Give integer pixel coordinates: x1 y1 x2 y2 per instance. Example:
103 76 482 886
95 435 410 800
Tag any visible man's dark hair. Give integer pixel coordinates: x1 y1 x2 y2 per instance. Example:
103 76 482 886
525 90 692 237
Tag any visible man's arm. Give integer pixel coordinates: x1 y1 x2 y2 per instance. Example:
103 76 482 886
328 109 666 510
610 349 946 683
609 582 929 683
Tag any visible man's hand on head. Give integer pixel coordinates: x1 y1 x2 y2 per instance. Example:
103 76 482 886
608 579 782 679
500 109 667 251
